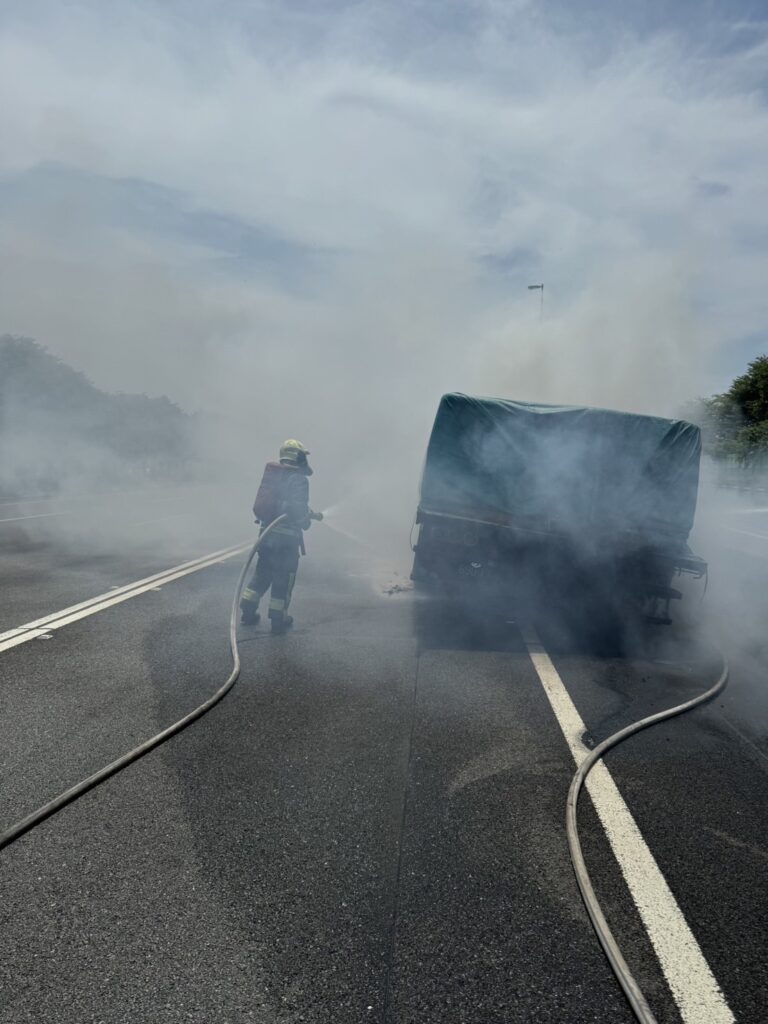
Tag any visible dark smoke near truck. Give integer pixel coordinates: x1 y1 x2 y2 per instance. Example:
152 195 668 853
411 394 706 624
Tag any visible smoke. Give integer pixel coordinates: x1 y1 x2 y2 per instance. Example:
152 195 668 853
477 256 709 416
1 1 767 571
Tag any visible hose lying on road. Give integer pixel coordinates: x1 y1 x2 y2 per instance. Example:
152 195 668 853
0 515 286 853
2 527 729 1023
566 651 729 1024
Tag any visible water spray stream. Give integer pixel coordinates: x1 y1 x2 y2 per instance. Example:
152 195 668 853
318 505 367 547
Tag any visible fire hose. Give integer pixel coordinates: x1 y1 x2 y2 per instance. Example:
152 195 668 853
1 516 729 1024
566 652 729 1024
0 514 288 853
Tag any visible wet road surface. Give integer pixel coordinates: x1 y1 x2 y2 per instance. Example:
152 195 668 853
0 492 766 1023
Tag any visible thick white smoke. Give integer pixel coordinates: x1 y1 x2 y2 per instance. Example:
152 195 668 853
0 1 766 565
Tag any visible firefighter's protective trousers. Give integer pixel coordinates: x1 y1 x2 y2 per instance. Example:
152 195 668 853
241 527 300 623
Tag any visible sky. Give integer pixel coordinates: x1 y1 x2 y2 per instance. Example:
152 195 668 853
1 0 767 498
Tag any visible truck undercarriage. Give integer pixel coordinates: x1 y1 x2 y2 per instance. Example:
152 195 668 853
411 509 707 625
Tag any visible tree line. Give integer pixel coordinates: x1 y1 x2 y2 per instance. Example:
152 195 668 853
689 355 768 465
0 335 198 495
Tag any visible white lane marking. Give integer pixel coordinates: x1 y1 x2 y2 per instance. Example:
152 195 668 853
522 628 734 1024
0 512 70 524
129 512 194 528
0 543 249 655
0 542 247 642
0 507 195 527
0 495 59 506
0 485 208 508
723 525 768 541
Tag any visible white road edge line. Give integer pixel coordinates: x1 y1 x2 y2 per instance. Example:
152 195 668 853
0 543 249 655
522 627 734 1024
0 512 70 524
723 525 768 541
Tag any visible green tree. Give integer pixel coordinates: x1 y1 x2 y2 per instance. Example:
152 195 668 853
729 355 768 425
692 355 768 463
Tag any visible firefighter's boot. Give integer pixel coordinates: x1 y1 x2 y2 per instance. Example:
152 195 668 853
240 602 261 626
270 613 293 635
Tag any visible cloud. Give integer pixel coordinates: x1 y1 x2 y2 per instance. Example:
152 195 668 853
1 0 767 485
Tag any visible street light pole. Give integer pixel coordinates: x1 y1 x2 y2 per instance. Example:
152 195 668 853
528 283 544 320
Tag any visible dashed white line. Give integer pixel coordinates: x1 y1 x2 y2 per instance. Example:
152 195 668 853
0 542 249 654
522 627 734 1024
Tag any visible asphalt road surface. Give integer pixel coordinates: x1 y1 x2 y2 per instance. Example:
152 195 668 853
0 487 766 1023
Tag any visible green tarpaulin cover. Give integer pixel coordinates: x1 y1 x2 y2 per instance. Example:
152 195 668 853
419 394 701 545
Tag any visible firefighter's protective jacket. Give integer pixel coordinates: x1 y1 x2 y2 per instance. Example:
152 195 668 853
253 462 311 540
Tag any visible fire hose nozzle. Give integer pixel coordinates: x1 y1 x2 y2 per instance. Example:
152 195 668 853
310 511 324 522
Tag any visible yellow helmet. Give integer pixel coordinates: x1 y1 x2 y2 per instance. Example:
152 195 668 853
279 439 310 466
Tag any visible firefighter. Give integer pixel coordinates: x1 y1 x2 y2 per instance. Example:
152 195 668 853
240 439 322 634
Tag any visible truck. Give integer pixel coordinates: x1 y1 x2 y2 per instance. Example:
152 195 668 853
410 394 706 624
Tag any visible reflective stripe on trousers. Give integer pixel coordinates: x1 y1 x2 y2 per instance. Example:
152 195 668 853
268 571 296 615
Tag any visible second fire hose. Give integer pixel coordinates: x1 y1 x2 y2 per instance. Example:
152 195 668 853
566 652 730 1024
